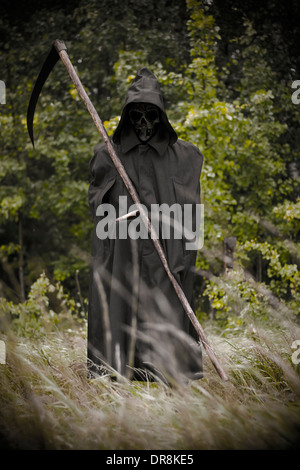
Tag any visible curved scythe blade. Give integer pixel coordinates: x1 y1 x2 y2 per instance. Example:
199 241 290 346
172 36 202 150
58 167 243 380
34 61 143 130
27 45 60 146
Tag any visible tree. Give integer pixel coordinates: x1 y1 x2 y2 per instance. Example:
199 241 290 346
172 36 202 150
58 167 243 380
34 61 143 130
0 0 190 302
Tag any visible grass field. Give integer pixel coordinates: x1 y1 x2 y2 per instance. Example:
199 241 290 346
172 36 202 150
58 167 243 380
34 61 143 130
1 274 300 451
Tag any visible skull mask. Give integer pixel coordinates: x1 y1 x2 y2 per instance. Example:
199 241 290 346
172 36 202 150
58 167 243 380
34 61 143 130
129 102 160 142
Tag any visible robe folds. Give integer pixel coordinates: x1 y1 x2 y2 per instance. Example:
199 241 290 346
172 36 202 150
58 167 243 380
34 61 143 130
87 68 204 383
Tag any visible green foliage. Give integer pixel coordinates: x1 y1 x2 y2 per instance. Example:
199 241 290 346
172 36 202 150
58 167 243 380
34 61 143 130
0 273 87 338
202 268 268 329
240 240 300 306
0 0 299 329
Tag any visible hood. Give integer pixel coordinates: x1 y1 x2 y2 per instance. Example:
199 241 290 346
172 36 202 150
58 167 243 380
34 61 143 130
112 67 177 146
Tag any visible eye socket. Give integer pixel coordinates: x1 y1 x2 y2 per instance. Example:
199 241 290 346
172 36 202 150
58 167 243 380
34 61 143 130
129 110 143 122
129 108 159 122
145 109 159 121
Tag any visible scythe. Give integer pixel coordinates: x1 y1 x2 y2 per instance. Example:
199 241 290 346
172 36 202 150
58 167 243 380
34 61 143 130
27 39 229 382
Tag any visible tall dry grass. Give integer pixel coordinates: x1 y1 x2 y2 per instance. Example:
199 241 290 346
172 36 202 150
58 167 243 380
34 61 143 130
1 290 300 450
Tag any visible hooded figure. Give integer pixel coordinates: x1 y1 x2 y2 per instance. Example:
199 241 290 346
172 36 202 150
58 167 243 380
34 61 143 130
88 68 204 383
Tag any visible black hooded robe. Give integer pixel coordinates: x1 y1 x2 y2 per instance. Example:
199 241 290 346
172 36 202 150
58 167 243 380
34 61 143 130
88 68 204 383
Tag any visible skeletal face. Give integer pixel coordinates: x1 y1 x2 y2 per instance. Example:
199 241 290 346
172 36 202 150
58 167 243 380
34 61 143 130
129 102 160 142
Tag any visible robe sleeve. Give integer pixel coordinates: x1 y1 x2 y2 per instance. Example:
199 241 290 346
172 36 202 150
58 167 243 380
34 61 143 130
88 143 117 220
179 144 203 305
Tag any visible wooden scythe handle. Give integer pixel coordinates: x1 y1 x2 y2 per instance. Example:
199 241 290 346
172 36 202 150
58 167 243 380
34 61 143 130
53 39 229 382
